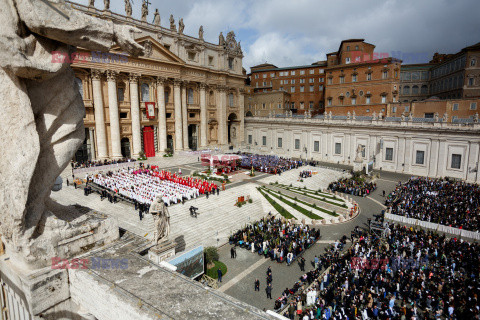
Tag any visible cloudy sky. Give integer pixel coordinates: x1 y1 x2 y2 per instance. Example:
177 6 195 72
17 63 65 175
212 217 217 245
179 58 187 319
72 0 480 71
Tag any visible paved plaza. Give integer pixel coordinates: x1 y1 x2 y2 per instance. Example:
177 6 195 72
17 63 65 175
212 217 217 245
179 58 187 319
53 154 413 314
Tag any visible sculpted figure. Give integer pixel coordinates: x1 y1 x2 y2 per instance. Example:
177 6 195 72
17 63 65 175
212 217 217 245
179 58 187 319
125 0 132 17
141 0 149 21
89 0 95 7
355 145 364 162
219 32 225 46
199 25 204 40
104 0 109 10
150 196 170 243
169 14 176 31
178 18 185 34
0 0 143 267
153 9 160 26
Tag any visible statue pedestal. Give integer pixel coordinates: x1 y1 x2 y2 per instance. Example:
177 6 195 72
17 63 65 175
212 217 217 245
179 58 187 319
353 161 363 172
0 211 119 318
148 239 176 264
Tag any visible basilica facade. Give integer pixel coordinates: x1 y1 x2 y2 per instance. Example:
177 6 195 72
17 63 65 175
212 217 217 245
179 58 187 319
68 1 245 161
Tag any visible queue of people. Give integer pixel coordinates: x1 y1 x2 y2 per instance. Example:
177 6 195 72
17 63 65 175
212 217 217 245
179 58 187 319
72 158 135 169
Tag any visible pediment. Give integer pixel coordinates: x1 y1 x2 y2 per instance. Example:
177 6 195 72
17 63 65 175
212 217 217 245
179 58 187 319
110 36 184 64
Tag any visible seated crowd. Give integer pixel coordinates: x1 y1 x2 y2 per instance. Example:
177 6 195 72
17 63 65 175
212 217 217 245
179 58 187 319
72 158 135 169
229 215 320 264
329 178 376 197
276 224 480 320
91 166 218 206
239 154 303 174
386 177 480 232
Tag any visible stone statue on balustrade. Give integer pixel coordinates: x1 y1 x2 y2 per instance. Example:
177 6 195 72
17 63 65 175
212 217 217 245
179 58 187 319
199 26 204 40
170 14 176 31
153 9 160 26
347 111 351 120
219 32 225 46
474 113 479 123
0 0 143 268
179 18 185 34
125 0 132 17
89 0 95 7
149 195 171 244
104 0 109 10
442 112 448 123
141 0 149 21
434 112 439 122
408 113 413 121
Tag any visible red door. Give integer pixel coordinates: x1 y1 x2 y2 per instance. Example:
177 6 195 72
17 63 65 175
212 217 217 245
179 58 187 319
143 126 155 158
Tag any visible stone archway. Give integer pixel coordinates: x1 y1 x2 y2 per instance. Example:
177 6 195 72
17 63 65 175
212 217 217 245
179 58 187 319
228 113 238 146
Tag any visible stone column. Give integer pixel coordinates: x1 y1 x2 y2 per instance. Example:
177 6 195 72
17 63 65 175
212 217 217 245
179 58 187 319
91 69 108 159
156 77 167 153
217 86 227 146
182 82 189 150
199 83 207 148
106 70 122 158
129 73 142 158
173 80 183 151
88 127 96 160
238 88 245 144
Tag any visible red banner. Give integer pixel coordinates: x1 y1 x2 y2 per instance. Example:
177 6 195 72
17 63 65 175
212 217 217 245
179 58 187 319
145 102 156 119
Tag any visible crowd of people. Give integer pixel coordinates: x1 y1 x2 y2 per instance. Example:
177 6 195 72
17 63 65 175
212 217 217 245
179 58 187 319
72 158 135 169
275 224 480 320
91 166 218 206
329 177 377 197
385 177 480 232
299 170 313 179
239 154 304 174
229 215 320 264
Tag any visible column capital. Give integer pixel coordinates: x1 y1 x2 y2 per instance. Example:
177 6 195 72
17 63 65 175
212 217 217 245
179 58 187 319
90 69 103 80
181 80 190 87
238 87 246 94
199 83 207 90
106 70 118 82
128 73 140 83
156 76 167 86
173 79 182 87
217 85 227 92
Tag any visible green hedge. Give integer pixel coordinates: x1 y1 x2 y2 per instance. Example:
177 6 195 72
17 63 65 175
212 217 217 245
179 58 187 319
268 188 339 217
257 187 294 219
261 188 324 220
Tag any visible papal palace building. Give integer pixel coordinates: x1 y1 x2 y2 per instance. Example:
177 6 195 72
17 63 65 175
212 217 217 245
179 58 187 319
67 1 245 161
246 39 480 119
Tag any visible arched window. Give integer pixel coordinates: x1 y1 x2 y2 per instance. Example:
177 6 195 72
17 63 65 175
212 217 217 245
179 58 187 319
141 83 149 101
421 85 428 94
229 93 234 107
75 77 83 99
412 85 419 95
403 86 410 95
187 88 194 104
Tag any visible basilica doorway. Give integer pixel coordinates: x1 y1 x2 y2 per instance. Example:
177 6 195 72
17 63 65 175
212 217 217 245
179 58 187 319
121 137 131 158
142 126 155 158
188 124 198 151
74 128 91 162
